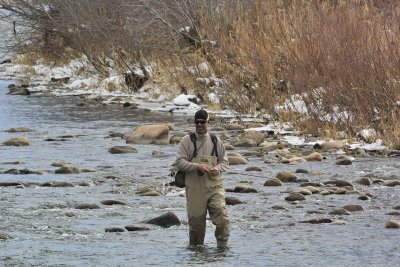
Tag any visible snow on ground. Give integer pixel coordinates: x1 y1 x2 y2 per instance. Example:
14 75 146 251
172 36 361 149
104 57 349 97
0 58 390 152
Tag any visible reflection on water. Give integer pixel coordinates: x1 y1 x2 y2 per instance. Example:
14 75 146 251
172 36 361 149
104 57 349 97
187 245 231 262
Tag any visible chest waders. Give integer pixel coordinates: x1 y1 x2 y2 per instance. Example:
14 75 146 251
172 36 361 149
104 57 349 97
185 133 230 247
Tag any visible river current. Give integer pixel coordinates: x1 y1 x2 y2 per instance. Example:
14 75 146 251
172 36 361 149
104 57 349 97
0 79 399 267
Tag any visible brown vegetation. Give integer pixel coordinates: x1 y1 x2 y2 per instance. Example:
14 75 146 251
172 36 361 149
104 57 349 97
1 0 399 147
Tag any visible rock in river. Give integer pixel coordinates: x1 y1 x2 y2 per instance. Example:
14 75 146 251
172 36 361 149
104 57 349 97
108 146 137 154
3 137 30 146
126 124 170 145
145 212 181 228
385 220 400 229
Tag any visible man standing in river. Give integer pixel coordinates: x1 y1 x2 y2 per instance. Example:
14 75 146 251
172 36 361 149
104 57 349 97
175 109 230 248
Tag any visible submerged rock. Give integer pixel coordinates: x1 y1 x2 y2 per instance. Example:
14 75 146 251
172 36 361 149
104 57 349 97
245 166 262 172
285 192 305 201
8 87 30 95
55 166 81 174
139 191 160 196
264 178 283 187
342 204 364 212
50 182 74 187
356 177 372 186
5 127 33 133
145 212 181 228
0 182 25 187
3 137 30 146
225 196 244 205
108 146 137 154
383 180 400 187
101 200 129 206
75 203 101 210
125 225 151 231
233 183 257 193
105 227 126 233
299 218 333 224
385 220 400 229
323 180 353 187
0 232 11 240
329 208 351 215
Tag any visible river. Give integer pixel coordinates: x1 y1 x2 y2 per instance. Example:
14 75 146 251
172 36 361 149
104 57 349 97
0 79 399 267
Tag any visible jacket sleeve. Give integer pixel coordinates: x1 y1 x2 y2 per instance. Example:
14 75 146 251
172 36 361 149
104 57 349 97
176 135 198 172
215 137 229 172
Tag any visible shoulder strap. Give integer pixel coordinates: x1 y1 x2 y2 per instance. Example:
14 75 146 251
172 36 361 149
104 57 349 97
190 133 218 158
189 132 197 158
210 134 218 157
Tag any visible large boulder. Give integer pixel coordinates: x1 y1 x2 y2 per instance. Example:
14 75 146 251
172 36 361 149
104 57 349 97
241 130 265 145
303 152 323 161
126 124 170 145
320 140 345 150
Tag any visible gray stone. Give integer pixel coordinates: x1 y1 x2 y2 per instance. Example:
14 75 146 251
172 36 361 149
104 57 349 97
285 192 305 201
145 212 181 228
105 227 126 233
101 200 129 206
299 218 332 224
357 177 372 186
385 220 400 229
75 203 101 210
225 196 244 205
264 178 283 187
55 166 81 174
3 137 30 146
125 225 151 231
109 146 137 154
329 208 351 215
276 171 297 183
245 166 262 172
342 204 364 212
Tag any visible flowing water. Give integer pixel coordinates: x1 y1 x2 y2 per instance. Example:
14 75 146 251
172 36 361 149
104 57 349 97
0 79 399 267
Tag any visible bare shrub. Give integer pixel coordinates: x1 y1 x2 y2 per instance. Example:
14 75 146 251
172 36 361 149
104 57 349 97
198 0 400 145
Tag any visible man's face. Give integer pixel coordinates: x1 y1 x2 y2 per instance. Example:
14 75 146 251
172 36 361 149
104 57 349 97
195 119 208 134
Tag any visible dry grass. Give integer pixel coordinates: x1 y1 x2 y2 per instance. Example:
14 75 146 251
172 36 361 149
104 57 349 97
197 0 400 147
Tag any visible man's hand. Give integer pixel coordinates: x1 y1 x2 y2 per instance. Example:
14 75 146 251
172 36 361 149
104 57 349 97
209 167 220 176
197 164 220 176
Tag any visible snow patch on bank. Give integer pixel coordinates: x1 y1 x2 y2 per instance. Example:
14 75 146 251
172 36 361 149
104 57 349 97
0 57 394 152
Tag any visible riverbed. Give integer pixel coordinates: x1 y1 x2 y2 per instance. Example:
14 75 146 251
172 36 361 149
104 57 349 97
0 79 399 267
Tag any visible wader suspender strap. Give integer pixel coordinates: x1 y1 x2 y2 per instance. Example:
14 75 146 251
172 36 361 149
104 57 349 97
210 135 218 157
189 133 218 158
190 133 198 158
